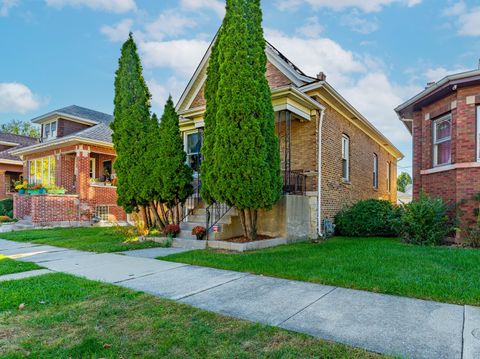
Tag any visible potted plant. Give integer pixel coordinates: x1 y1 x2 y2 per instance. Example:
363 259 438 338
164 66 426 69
192 226 206 240
47 185 66 195
27 184 43 195
164 224 181 238
14 181 28 194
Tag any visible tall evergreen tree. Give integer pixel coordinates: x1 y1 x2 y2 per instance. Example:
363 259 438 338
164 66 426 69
155 96 194 224
111 33 153 219
200 26 224 204
204 0 282 240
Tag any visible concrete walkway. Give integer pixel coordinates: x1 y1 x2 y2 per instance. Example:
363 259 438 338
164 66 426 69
0 239 478 359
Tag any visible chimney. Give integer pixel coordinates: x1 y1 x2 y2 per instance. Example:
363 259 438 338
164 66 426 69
316 72 327 81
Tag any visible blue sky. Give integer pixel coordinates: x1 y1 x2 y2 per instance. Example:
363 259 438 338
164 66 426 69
1 0 480 173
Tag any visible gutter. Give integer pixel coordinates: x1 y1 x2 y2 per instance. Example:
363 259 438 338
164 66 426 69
317 107 326 238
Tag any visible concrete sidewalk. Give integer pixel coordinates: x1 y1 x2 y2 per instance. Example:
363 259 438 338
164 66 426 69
0 239 478 359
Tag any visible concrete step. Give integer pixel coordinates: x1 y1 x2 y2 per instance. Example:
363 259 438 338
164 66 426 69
173 237 207 249
193 207 237 217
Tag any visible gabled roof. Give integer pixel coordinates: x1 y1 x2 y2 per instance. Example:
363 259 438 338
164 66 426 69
31 105 113 125
0 132 38 164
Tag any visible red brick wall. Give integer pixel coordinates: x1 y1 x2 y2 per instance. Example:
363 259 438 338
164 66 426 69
13 194 31 218
30 195 79 223
412 84 480 229
57 119 90 138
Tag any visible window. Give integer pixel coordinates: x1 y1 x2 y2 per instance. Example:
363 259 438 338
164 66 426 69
341 134 350 181
373 154 378 189
89 158 96 179
96 206 109 222
433 114 451 166
29 156 56 186
102 160 112 181
386 162 391 193
43 121 57 140
185 132 202 173
477 106 480 161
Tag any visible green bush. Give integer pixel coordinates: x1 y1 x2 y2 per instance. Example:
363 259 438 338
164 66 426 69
0 199 13 218
334 199 401 237
401 193 453 246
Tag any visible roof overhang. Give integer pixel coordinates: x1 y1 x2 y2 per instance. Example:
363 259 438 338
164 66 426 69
395 69 480 122
31 111 100 126
302 81 404 160
0 141 19 147
0 159 23 166
11 137 113 156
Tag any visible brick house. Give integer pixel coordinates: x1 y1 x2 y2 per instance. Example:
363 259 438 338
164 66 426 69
395 69 480 229
176 40 403 239
0 133 38 200
11 105 127 226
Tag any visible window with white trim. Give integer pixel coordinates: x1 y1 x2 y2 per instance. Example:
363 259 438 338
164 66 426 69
89 158 96 179
477 106 480 162
29 156 56 186
386 161 391 193
341 134 350 181
433 114 451 166
373 153 378 189
43 121 57 140
96 206 109 222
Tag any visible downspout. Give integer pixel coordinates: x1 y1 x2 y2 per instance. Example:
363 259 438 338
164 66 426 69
317 107 326 238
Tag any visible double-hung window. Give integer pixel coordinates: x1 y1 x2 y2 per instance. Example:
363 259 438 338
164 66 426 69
477 106 480 162
43 121 57 140
433 114 451 166
386 161 391 193
373 153 378 189
341 134 350 181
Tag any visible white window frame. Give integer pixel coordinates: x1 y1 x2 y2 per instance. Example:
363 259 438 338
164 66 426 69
386 161 391 193
433 114 452 167
43 120 58 140
373 153 378 189
477 106 480 162
28 156 56 186
90 158 96 179
341 134 350 181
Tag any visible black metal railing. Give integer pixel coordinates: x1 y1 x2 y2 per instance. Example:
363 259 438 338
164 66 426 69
179 180 202 223
206 202 232 240
282 170 307 195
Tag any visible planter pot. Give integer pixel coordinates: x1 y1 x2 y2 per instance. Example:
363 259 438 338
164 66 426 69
48 189 66 194
18 189 25 194
38 188 47 194
27 189 41 195
196 234 206 241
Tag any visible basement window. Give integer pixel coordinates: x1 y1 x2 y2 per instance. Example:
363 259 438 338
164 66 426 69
96 206 109 222
433 114 451 167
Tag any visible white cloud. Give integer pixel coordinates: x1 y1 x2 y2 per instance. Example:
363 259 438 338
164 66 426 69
0 83 41 114
179 0 225 17
139 39 210 75
443 1 480 37
148 77 186 110
100 19 133 43
424 66 471 82
275 0 422 13
0 0 19 16
341 11 379 34
45 0 136 13
296 16 323 38
144 11 197 41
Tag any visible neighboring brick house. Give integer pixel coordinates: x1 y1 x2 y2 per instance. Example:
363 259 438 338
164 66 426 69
176 40 403 239
0 133 38 199
396 69 480 229
11 105 127 226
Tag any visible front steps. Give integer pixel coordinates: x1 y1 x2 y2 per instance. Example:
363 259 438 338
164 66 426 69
179 207 237 241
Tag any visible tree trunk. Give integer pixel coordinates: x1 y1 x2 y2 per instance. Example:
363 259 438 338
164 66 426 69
250 209 258 241
239 209 248 239
139 205 148 232
145 205 152 228
150 201 164 230
159 202 168 226
175 201 181 225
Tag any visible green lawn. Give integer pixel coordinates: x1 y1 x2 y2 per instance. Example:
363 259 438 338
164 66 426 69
164 237 480 306
0 255 41 276
0 227 164 253
0 273 382 358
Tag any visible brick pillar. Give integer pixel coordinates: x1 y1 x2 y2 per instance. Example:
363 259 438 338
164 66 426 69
75 147 90 201
0 170 6 200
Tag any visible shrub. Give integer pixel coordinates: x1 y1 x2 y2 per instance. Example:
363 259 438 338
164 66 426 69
0 215 11 222
334 199 401 237
0 198 13 217
401 193 453 246
463 227 480 248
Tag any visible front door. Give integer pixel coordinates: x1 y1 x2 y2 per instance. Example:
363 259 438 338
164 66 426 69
185 130 203 175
